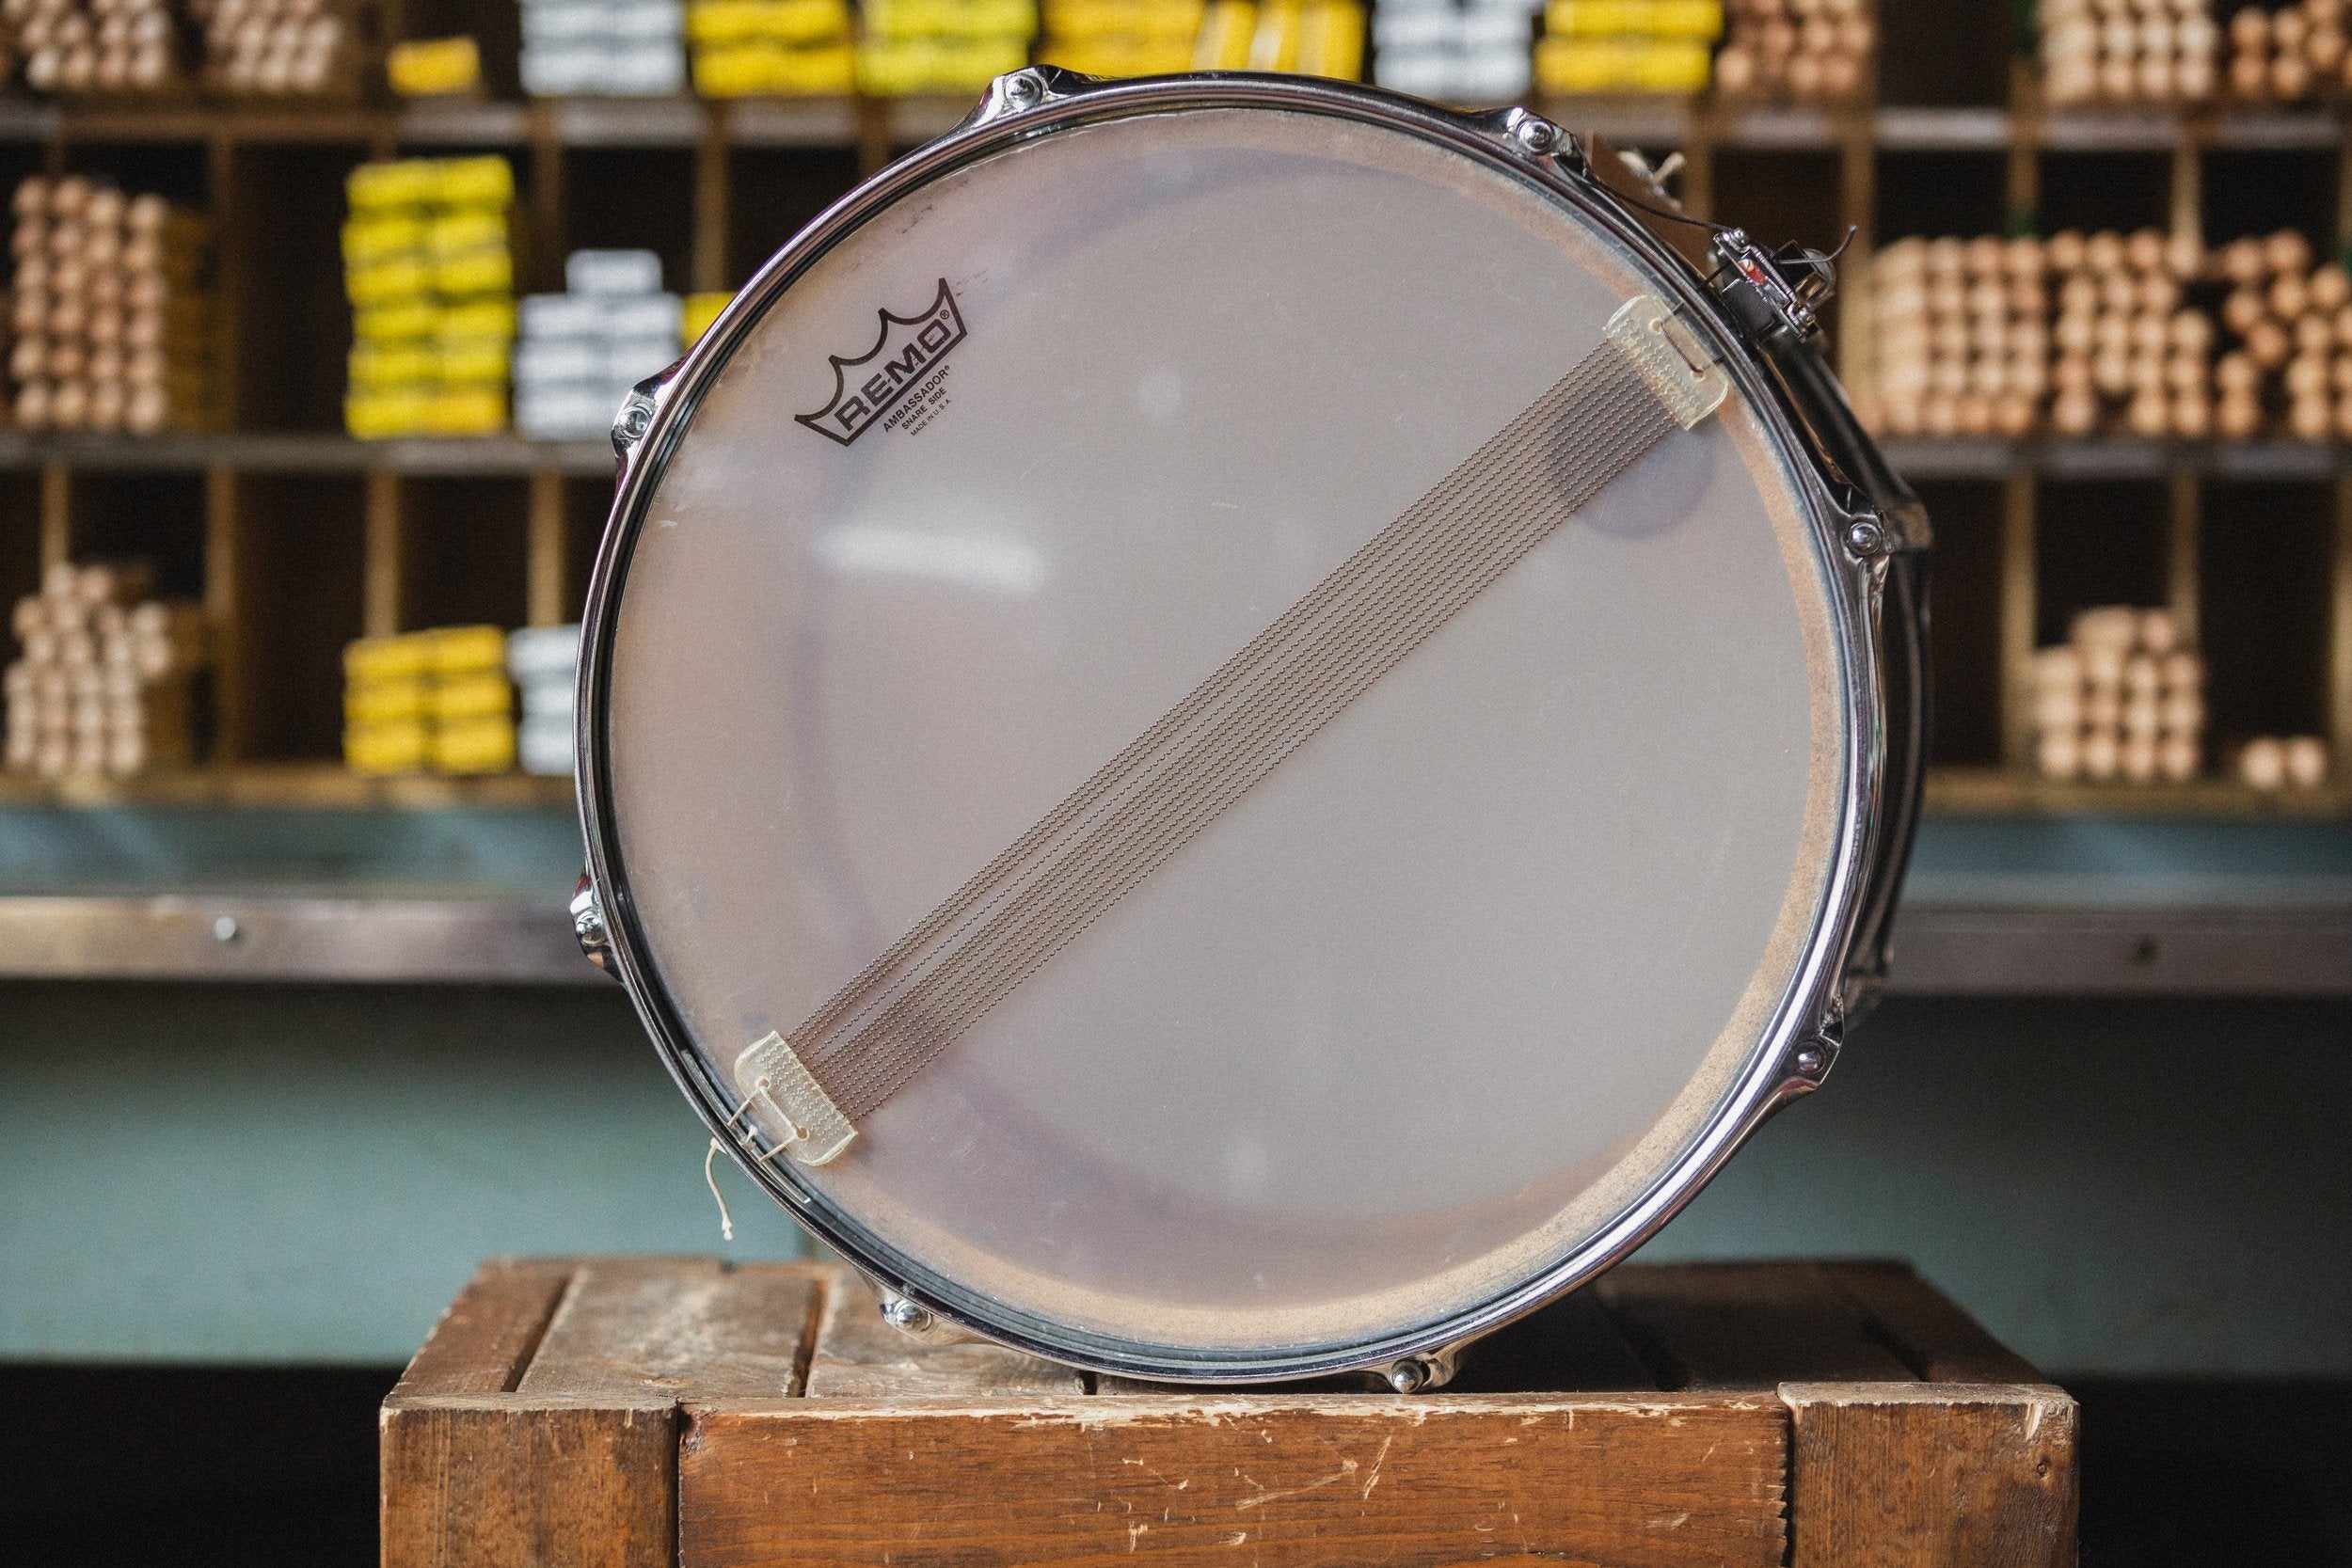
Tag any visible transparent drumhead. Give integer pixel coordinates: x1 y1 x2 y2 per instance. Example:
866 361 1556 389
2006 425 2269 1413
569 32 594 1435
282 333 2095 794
598 102 1849 1360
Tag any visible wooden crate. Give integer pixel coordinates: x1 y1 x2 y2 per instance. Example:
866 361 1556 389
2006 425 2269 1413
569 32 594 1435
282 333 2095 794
382 1257 2077 1568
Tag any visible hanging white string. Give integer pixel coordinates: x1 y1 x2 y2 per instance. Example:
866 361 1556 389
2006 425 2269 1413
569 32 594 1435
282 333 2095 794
704 1138 735 1242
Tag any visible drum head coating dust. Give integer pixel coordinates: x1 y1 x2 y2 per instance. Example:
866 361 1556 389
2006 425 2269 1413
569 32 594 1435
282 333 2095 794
573 71 1927 1386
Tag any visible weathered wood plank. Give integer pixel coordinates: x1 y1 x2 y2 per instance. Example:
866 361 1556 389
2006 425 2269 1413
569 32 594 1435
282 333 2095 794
1782 1381 2079 1568
680 1393 1788 1568
803 1265 1087 1398
390 1257 577 1398
1597 1261 1916 1388
383 1400 677 1568
1821 1261 2045 1385
520 1258 818 1402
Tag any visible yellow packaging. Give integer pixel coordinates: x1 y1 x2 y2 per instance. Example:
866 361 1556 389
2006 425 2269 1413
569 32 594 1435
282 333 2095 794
1193 0 1254 67
422 625 507 676
430 715 516 774
437 338 513 384
684 291 733 345
429 671 514 721
434 248 514 298
344 633 432 684
345 388 427 438
437 298 518 342
347 160 439 213
345 680 424 725
433 156 516 211
1546 0 1720 36
690 0 850 43
346 255 432 307
1292 0 1360 77
349 341 437 387
863 0 1035 36
341 215 424 266
1631 38 1709 90
389 36 484 96
355 300 440 342
427 210 508 260
346 719 429 774
421 386 506 435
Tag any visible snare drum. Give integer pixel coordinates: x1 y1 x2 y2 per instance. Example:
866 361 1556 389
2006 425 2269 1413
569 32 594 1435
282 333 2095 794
572 69 1927 1388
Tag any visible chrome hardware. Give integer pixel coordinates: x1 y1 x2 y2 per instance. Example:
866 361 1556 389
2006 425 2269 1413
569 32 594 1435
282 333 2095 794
1509 112 1564 156
570 873 617 977
1378 1345 1461 1393
1787 1030 1840 1088
612 369 676 467
881 1293 934 1335
212 915 240 943
963 64 1089 129
1845 518 1889 559
1708 228 1832 343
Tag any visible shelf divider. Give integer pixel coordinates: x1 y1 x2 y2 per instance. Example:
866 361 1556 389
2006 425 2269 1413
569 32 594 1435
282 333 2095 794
362 469 405 639
204 465 247 761
2000 467 2038 771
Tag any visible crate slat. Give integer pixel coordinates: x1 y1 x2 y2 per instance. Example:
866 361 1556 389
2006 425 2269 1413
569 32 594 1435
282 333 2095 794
681 1392 1788 1568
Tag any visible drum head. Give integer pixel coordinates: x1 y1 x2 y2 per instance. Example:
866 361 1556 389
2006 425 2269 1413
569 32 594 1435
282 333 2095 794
591 90 1858 1373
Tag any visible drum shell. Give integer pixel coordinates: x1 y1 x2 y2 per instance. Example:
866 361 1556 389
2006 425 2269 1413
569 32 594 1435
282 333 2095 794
575 71 1925 1384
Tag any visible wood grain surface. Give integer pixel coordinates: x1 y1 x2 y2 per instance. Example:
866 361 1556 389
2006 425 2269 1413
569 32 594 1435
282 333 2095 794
383 1257 2076 1568
680 1393 1788 1568
1783 1382 2079 1568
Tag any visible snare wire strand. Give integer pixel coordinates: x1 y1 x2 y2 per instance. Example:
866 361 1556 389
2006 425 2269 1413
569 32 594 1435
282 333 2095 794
804 348 1677 1118
810 358 1674 1117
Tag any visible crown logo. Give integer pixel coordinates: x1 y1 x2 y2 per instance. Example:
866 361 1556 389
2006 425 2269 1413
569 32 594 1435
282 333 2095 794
794 278 966 446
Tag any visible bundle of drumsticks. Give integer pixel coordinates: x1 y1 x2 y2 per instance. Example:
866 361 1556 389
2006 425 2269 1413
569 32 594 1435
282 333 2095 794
1864 227 2352 442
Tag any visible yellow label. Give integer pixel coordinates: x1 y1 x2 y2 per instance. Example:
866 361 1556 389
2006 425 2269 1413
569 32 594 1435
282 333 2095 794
1193 0 1254 68
347 160 438 213
423 625 508 675
430 715 517 774
345 256 433 308
434 249 515 299
349 341 437 387
345 681 424 725
429 671 515 721
355 301 440 342
344 634 432 684
1292 0 1360 78
388 36 484 97
428 210 508 261
434 156 516 211
684 291 734 345
437 338 513 384
346 719 429 774
437 298 518 342
341 215 423 266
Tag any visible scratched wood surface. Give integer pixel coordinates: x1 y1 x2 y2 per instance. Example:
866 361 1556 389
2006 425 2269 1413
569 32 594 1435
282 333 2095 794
384 1257 2077 1568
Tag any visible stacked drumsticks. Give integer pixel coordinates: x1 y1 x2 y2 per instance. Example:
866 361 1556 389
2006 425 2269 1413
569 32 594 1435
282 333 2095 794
187 0 357 97
2040 0 2219 105
3 0 181 94
2043 228 2212 439
1711 0 1871 105
8 174 215 434
2222 0 2352 101
5 561 204 779
1863 227 2352 441
1866 234 2058 439
2033 607 2204 784
2207 229 2352 440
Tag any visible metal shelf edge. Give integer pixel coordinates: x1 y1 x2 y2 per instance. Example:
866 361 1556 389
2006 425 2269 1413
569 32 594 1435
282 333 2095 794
2 894 2345 993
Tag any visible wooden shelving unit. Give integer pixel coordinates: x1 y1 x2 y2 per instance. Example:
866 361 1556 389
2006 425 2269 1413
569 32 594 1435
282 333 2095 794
0 0 2347 816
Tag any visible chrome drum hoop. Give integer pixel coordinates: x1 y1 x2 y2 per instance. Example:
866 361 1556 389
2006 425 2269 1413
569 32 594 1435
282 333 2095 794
572 69 1925 1385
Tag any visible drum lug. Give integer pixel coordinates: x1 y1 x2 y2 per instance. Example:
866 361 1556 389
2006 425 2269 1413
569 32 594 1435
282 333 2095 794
1375 1344 1462 1393
1479 105 1575 167
879 1290 990 1346
1782 1025 1842 1094
611 370 676 470
570 872 619 978
962 65 1094 129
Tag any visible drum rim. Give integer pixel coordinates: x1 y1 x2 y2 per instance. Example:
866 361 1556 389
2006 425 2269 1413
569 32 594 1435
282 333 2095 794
576 70 1894 1383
